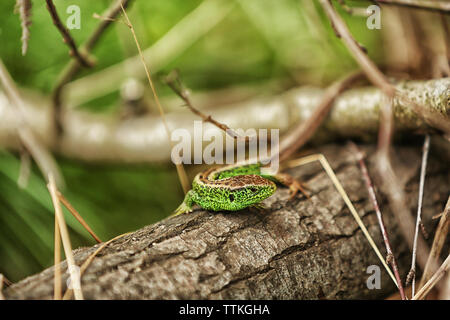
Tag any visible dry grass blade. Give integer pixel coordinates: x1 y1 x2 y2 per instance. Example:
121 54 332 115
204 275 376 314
0 59 64 188
409 134 430 297
63 232 131 300
413 254 450 300
439 273 450 300
286 154 398 287
54 214 62 300
57 191 102 243
119 3 190 193
47 174 83 300
419 196 450 289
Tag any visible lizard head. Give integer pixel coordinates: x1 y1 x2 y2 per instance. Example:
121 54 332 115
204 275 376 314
220 175 276 211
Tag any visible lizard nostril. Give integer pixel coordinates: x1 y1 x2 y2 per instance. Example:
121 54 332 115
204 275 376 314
229 194 235 202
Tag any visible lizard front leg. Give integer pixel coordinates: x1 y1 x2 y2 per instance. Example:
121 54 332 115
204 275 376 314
172 190 200 216
271 173 309 199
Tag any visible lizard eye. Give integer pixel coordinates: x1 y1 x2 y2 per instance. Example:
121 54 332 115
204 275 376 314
229 194 235 202
250 187 257 193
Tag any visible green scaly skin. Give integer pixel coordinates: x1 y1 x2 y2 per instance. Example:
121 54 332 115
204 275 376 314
173 163 303 215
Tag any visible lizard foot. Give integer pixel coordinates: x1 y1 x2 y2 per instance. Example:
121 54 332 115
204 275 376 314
274 173 310 200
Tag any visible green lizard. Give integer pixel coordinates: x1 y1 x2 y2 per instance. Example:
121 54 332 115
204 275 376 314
173 162 307 215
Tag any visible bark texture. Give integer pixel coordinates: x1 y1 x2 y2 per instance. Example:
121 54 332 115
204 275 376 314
4 144 449 300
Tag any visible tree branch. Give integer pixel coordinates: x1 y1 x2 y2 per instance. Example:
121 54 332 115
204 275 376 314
0 78 448 163
3 144 448 299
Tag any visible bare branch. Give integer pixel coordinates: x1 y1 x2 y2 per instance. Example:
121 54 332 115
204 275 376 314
348 141 406 299
45 0 93 68
408 134 431 297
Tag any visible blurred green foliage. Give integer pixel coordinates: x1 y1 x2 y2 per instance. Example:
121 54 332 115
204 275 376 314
0 0 380 281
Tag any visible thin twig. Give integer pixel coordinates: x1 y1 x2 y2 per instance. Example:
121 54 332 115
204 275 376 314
119 4 190 193
57 191 102 243
285 154 398 287
47 174 83 300
45 0 92 68
408 134 431 297
63 232 131 300
164 70 251 142
52 0 133 135
348 142 406 299
419 196 450 289
413 254 450 300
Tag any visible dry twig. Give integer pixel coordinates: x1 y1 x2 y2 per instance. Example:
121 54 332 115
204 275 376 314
408 134 430 296
57 191 102 243
45 0 93 68
372 0 450 13
164 71 252 142
348 142 406 299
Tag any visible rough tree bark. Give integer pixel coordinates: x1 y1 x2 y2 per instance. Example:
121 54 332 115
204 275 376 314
4 144 449 300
